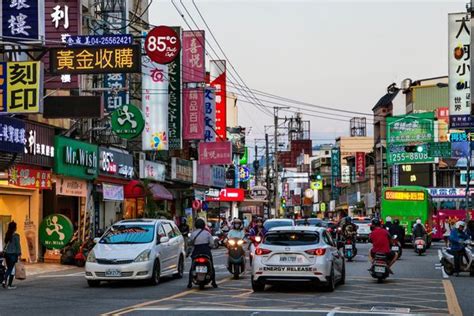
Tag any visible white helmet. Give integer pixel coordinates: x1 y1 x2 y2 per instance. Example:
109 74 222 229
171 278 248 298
416 219 422 225
455 221 466 229
385 216 392 222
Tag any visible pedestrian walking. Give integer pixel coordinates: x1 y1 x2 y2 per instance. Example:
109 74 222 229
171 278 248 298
443 220 452 247
3 221 21 289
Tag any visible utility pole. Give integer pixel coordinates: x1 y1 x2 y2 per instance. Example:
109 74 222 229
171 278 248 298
265 133 270 218
274 108 279 218
254 144 259 184
466 154 471 221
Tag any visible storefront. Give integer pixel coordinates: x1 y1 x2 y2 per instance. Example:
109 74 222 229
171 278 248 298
193 162 226 221
139 159 173 218
169 158 193 218
123 180 146 219
95 147 133 230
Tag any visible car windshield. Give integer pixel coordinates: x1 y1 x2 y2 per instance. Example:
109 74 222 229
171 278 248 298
295 219 326 227
264 232 319 246
100 225 155 244
264 220 293 231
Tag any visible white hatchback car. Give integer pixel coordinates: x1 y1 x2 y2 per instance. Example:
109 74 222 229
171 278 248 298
251 226 345 292
85 219 185 287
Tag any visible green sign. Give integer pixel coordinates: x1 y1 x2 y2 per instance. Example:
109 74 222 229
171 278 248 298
54 136 98 179
428 142 452 158
111 104 145 139
39 214 74 250
387 144 434 165
310 180 323 190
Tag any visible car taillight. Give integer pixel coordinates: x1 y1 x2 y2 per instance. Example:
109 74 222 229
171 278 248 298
305 248 326 256
195 257 208 263
255 248 272 255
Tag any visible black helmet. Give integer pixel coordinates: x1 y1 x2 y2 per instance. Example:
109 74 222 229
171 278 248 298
256 217 263 224
346 216 352 223
393 219 400 225
195 218 205 229
371 218 381 227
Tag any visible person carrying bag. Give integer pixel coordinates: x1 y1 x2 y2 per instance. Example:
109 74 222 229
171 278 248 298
3 221 22 289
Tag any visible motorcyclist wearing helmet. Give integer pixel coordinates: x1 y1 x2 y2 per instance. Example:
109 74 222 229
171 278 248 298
188 218 217 288
449 221 469 276
341 216 358 241
412 218 427 241
228 218 246 239
389 218 406 247
178 217 190 236
384 216 393 231
249 217 267 238
369 219 398 268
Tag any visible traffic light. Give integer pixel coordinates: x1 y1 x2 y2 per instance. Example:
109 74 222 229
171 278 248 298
281 197 286 209
404 145 424 153
310 174 322 181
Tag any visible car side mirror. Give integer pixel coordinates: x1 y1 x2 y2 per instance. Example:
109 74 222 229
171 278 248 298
93 237 100 243
159 236 170 244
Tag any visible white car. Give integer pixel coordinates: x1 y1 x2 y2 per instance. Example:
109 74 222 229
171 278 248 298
251 226 345 292
85 219 185 287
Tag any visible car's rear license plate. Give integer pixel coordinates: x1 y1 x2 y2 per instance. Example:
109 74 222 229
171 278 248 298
105 269 121 277
345 245 352 249
417 245 424 249
391 246 399 251
280 256 297 263
374 266 385 273
196 266 208 273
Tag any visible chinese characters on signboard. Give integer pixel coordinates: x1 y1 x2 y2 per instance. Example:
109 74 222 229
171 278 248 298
0 61 43 113
204 87 216 142
21 120 55 168
49 45 141 74
9 166 52 190
330 148 340 200
99 147 133 179
0 116 25 153
355 152 365 182
210 60 227 141
142 56 169 150
182 30 205 83
1 0 42 40
198 141 232 165
168 26 182 150
183 88 204 140
139 160 166 182
449 13 472 128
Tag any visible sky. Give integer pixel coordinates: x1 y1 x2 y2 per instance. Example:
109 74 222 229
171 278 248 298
149 0 467 148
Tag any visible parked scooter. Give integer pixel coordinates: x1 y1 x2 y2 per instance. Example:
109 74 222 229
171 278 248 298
227 238 246 279
249 235 263 266
190 255 214 289
369 253 390 283
343 238 357 261
391 235 402 260
414 237 426 256
440 240 474 276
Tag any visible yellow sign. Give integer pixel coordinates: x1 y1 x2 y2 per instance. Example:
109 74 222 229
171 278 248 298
384 190 425 201
320 202 326 212
310 180 323 190
2 61 43 113
50 45 141 74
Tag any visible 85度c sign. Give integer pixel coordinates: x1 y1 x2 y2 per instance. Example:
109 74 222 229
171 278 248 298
49 45 141 74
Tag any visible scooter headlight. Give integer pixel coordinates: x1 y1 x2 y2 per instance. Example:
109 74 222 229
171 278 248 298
237 240 244 246
228 239 236 246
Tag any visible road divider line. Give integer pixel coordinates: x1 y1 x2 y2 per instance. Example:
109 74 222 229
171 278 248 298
443 280 463 316
101 276 232 316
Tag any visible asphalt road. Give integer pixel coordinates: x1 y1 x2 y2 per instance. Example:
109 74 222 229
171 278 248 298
0 241 470 316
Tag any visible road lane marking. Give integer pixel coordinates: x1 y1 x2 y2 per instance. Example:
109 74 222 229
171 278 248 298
438 250 449 279
443 280 463 316
101 276 232 316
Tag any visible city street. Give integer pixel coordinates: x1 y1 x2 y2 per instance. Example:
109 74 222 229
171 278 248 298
0 242 470 316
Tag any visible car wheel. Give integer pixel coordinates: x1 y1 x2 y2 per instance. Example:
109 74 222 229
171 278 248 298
173 255 184 279
150 260 160 285
324 266 336 292
87 280 100 287
251 276 265 292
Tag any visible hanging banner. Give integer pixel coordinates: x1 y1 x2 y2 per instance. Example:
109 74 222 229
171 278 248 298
103 183 124 201
142 57 169 150
198 141 232 165
436 107 449 142
9 166 52 190
168 26 182 149
210 60 227 141
449 13 472 128
355 152 366 182
0 61 44 113
182 30 205 83
204 87 216 142
183 88 204 140
1 0 43 41
44 0 81 89
330 148 340 199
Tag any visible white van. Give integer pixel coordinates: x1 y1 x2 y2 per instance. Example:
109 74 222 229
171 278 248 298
85 219 185 287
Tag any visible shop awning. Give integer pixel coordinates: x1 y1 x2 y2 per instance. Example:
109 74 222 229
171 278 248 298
148 183 173 201
124 180 146 198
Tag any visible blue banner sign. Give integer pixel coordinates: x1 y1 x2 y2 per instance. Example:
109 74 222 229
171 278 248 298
1 0 41 40
65 34 133 47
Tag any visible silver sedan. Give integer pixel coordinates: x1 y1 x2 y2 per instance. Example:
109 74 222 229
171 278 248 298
251 226 345 292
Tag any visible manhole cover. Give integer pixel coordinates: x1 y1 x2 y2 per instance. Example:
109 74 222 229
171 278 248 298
371 306 411 314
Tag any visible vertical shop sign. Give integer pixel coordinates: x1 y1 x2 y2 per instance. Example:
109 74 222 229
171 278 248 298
182 30 205 83
436 107 449 142
449 13 471 128
142 56 169 150
1 0 43 40
330 148 340 199
183 88 204 140
355 152 366 181
103 0 128 112
168 26 182 149
204 87 216 142
44 0 80 89
210 60 227 141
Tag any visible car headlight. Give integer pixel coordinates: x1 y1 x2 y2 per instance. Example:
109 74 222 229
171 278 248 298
134 249 151 262
237 240 244 245
86 250 96 263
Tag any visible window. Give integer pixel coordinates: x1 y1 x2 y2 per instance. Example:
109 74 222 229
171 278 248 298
100 225 155 244
157 224 166 239
264 232 319 246
171 223 182 237
322 231 336 247
163 223 175 239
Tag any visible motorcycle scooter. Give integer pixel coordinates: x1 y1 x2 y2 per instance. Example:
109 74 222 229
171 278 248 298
227 238 246 279
414 237 426 256
190 255 214 289
391 235 402 260
440 240 474 276
369 253 390 283
343 238 357 261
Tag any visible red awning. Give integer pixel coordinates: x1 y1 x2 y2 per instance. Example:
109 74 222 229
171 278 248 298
124 180 146 198
148 183 173 201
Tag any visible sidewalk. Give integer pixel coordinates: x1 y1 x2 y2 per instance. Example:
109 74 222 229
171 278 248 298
25 263 79 277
